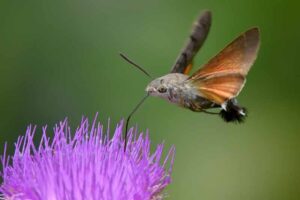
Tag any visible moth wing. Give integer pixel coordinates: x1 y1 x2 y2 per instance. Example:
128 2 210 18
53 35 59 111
195 74 245 104
189 27 260 104
170 10 211 74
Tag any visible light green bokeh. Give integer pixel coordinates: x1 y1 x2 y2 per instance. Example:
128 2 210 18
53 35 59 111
0 0 299 199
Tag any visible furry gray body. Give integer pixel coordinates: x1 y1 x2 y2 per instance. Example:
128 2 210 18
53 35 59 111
146 73 216 111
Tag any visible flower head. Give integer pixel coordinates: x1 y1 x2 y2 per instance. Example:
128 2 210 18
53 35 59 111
0 116 175 200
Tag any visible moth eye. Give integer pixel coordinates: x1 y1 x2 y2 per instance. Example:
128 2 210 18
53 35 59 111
157 87 167 93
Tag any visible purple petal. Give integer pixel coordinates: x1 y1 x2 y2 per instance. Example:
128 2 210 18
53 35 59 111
0 116 175 200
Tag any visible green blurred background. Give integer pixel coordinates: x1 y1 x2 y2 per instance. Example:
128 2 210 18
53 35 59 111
0 0 299 199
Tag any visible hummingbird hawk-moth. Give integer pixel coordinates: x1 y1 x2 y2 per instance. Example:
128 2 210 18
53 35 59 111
121 10 260 146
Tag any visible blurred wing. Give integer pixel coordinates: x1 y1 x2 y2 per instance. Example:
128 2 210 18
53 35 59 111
170 10 211 74
189 27 260 104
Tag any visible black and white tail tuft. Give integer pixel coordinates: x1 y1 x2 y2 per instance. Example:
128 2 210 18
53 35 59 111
219 99 247 123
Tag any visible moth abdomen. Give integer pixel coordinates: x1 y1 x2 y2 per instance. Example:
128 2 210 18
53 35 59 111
219 99 247 123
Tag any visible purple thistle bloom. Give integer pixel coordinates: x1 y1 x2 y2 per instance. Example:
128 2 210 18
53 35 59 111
0 116 175 200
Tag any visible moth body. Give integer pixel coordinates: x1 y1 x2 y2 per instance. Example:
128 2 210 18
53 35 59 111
123 10 260 124
146 73 216 111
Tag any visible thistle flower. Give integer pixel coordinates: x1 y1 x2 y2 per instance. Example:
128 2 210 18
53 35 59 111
0 116 175 200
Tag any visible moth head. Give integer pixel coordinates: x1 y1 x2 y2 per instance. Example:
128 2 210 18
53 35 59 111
146 77 169 98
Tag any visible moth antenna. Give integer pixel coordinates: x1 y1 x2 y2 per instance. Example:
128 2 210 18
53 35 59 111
119 52 153 79
124 94 149 151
